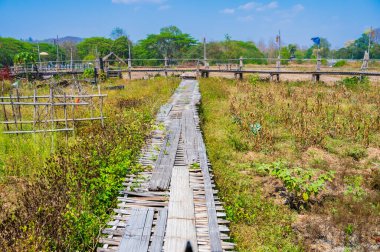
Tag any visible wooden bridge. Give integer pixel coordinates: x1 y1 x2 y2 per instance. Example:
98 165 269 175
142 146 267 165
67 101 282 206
98 79 234 252
7 58 380 82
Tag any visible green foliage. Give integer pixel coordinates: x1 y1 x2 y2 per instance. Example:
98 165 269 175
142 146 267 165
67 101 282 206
191 40 265 65
110 27 127 40
13 52 36 65
82 68 95 78
255 162 335 208
133 26 196 65
112 36 130 58
280 47 291 65
344 175 366 201
0 78 178 250
345 146 367 161
305 37 331 58
333 60 347 67
199 78 303 251
247 74 260 85
340 76 370 90
77 37 113 59
0 37 60 66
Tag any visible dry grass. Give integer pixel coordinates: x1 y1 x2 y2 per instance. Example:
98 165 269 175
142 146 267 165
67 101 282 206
199 76 380 251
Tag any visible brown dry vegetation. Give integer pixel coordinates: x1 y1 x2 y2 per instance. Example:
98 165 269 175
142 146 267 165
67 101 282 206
199 76 380 251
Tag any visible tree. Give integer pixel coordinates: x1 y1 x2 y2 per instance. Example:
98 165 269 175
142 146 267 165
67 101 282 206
133 26 197 65
306 38 330 58
110 27 127 40
14 52 36 81
112 36 130 58
77 37 113 59
287 44 297 57
14 51 36 65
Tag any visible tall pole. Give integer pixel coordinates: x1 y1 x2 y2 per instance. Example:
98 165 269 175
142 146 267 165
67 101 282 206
276 30 281 71
56 35 59 64
70 47 73 71
203 37 208 68
128 42 132 68
278 30 281 58
37 42 41 69
368 26 372 58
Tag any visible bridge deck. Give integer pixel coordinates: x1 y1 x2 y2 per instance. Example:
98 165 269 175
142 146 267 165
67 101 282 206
9 67 380 77
98 80 233 252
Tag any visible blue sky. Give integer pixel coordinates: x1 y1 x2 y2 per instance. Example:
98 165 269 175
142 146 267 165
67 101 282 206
0 0 379 48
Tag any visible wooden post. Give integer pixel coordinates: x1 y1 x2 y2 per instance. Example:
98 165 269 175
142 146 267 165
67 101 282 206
16 89 22 130
203 37 209 69
98 84 104 127
239 56 244 70
71 84 76 137
33 89 37 133
1 81 9 131
50 87 55 151
9 94 18 134
164 57 168 77
63 92 68 142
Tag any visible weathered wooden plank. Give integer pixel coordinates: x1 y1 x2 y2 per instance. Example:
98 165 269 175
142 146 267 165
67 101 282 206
198 133 223 252
181 109 198 165
118 208 154 252
149 119 181 191
150 208 168 252
164 166 198 252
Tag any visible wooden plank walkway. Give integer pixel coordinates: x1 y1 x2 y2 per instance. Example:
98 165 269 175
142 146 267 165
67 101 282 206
98 80 233 252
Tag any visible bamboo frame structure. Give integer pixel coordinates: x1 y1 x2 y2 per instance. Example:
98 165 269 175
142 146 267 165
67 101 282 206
0 85 107 135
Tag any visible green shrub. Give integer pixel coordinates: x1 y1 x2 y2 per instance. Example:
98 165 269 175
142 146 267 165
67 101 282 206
333 60 347 67
83 68 95 79
345 146 367 161
340 76 370 90
344 175 366 201
255 161 335 209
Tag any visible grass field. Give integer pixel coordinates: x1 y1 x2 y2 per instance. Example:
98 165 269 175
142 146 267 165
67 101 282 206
0 77 177 250
199 76 380 251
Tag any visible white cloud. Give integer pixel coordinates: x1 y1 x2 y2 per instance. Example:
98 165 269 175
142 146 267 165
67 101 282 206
267 1 278 9
292 4 304 12
220 8 235 14
257 1 278 11
238 2 258 10
112 0 165 4
238 1 278 12
158 4 171 10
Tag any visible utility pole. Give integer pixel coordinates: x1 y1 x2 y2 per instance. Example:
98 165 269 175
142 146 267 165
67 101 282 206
37 42 41 69
56 35 59 65
70 47 73 71
128 42 132 68
203 37 208 69
276 30 281 71
368 26 372 58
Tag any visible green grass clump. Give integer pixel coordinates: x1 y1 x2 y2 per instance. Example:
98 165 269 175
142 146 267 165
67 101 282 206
333 60 347 67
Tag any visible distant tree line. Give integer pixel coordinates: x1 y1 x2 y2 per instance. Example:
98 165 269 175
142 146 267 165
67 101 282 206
1 26 379 67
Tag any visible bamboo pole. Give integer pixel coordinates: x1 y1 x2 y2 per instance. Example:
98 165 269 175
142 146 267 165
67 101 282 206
9 93 18 134
1 80 9 131
99 84 104 127
50 87 55 151
63 92 68 142
16 89 23 130
33 89 37 133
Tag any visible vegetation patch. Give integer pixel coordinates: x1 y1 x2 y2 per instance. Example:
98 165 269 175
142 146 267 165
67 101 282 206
0 77 177 250
199 77 380 251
